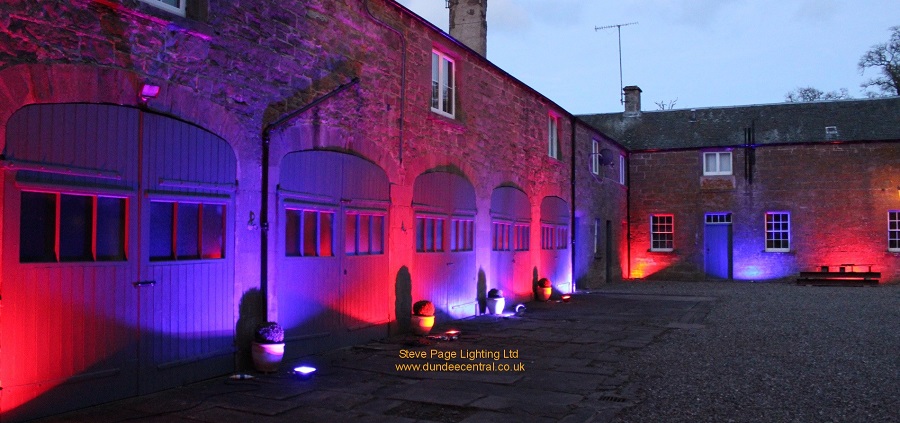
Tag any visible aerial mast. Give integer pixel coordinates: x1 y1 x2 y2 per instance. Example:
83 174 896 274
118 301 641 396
594 22 638 104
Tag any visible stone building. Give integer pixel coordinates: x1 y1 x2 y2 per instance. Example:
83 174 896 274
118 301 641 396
0 0 625 420
581 86 900 284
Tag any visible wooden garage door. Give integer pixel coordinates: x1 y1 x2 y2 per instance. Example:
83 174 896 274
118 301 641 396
0 104 235 421
277 151 390 358
540 196 571 294
412 171 477 319
490 186 532 305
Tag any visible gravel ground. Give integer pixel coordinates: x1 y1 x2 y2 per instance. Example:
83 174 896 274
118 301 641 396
601 281 900 423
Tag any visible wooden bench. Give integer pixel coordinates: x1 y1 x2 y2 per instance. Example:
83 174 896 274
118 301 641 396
797 264 880 286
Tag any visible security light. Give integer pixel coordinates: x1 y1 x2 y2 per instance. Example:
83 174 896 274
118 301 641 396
140 84 160 101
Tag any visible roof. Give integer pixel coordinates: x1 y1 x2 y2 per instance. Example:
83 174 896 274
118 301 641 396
577 96 900 151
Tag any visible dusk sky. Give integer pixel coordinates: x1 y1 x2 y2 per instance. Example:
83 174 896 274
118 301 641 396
396 0 898 114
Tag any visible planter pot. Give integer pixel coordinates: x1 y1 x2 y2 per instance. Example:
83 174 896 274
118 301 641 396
251 342 285 373
486 297 505 314
410 314 435 336
536 286 552 301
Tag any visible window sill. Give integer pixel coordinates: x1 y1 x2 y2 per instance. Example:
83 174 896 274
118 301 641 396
89 0 214 40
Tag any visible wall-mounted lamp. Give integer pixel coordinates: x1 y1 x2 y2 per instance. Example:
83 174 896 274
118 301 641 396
140 84 160 102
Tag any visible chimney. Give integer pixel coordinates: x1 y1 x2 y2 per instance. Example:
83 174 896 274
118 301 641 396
623 85 642 117
449 0 487 57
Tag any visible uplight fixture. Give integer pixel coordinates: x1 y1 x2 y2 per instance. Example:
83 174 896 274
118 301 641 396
293 366 317 379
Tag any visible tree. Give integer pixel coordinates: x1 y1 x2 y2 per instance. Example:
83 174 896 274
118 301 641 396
785 86 850 102
655 98 677 110
858 26 900 97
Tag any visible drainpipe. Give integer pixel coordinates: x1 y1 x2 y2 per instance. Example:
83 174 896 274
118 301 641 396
570 115 577 292
626 152 632 280
259 77 360 314
364 0 406 163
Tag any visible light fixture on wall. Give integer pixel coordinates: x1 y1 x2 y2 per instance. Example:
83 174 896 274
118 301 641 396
140 83 160 102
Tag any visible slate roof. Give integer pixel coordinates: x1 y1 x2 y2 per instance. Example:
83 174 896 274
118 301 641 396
578 96 900 151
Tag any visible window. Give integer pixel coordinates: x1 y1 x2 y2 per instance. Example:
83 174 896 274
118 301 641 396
345 212 385 256
591 139 600 175
593 219 601 257
138 0 186 16
431 50 455 117
492 222 511 251
765 212 790 252
888 211 900 252
548 114 559 159
705 213 732 224
285 208 333 258
650 214 674 252
151 201 226 261
541 224 567 250
416 216 444 252
619 155 626 184
703 152 732 175
20 192 127 263
513 223 530 251
451 218 474 252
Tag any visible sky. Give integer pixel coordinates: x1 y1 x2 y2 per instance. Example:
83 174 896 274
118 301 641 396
395 0 898 114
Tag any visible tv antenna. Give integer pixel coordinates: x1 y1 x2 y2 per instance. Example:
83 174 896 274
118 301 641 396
595 21 638 104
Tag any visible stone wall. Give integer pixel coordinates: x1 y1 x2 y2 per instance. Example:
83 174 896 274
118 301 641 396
627 143 900 283
0 0 617 347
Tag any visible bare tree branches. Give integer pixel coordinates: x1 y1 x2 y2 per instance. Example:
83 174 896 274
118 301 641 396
655 98 677 110
858 25 900 97
785 87 850 102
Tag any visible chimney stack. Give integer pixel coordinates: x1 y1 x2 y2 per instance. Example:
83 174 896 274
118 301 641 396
449 0 487 57
623 85 642 117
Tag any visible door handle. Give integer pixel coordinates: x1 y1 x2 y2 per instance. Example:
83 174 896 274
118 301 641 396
133 280 156 288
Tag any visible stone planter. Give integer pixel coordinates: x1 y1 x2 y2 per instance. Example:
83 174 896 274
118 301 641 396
251 342 285 373
410 315 435 336
486 297 505 314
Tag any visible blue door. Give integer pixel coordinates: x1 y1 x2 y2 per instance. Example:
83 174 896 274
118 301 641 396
704 216 732 279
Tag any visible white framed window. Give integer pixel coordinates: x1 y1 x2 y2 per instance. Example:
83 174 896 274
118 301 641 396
548 114 559 159
650 214 674 252
619 155 626 184
591 139 600 175
138 0 186 17
765 212 790 252
431 50 455 118
703 151 732 176
705 213 732 224
593 218 601 256
889 211 900 252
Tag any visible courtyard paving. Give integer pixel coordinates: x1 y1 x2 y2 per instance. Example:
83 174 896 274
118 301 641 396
37 281 898 422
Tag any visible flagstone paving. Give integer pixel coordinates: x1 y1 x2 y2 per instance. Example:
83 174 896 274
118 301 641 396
35 281 898 422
